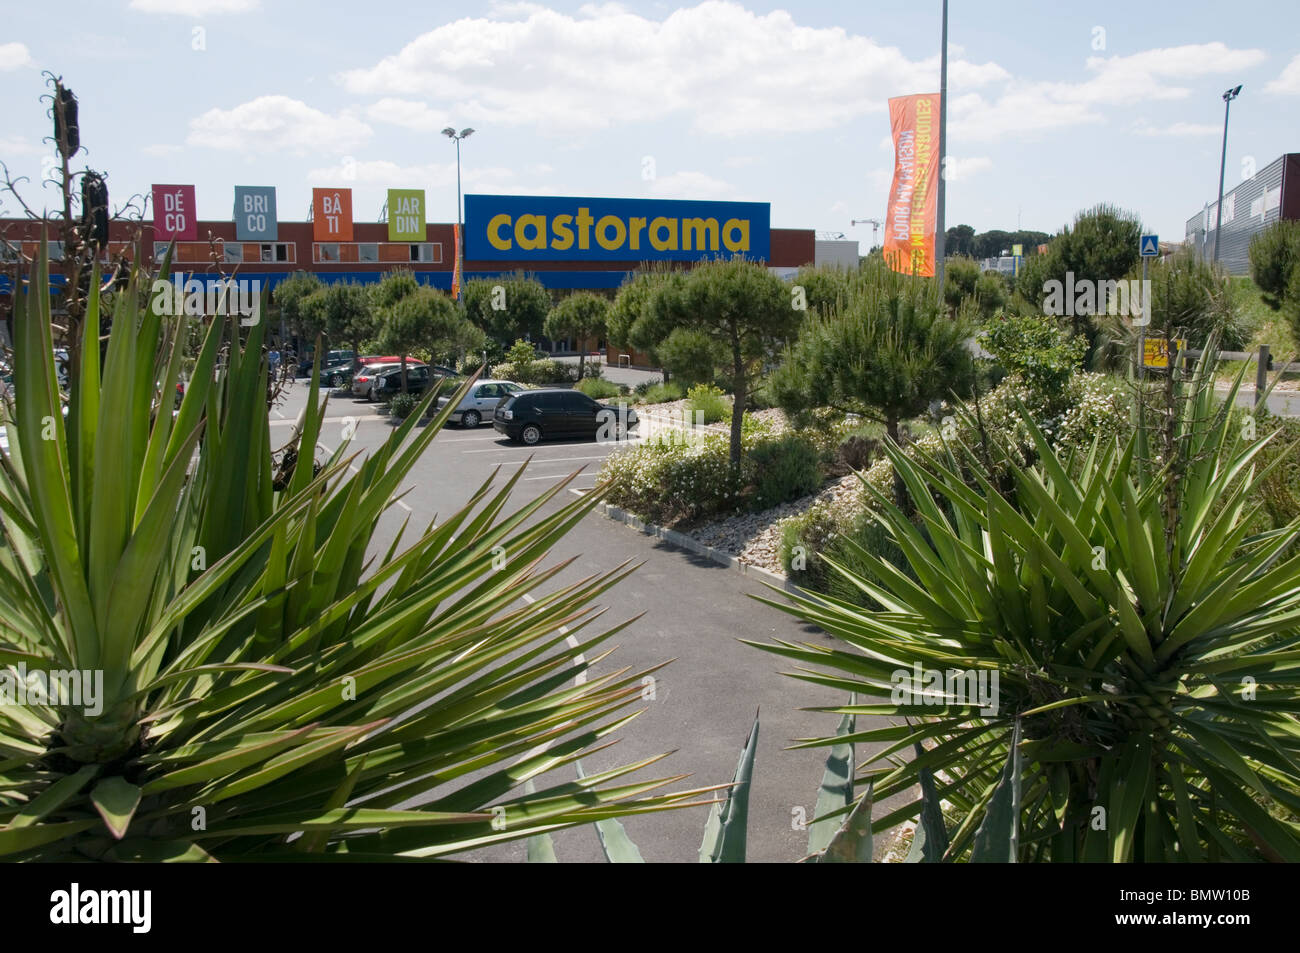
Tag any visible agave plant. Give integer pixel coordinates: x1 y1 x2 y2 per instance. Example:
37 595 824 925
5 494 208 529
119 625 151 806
529 705 917 863
751 351 1300 861
0 244 703 861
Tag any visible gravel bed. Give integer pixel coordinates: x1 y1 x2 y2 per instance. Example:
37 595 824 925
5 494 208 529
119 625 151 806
682 472 865 575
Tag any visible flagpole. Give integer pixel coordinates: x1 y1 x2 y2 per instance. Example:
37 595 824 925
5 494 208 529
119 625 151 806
935 0 948 288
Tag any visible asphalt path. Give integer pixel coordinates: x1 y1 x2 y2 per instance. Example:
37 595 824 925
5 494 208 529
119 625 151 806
272 378 905 863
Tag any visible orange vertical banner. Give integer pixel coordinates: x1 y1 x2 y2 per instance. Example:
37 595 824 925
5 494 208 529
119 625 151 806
452 223 462 300
883 93 941 277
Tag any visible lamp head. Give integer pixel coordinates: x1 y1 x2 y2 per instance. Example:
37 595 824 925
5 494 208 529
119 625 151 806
460 128 475 138
1223 85 1242 101
441 127 456 138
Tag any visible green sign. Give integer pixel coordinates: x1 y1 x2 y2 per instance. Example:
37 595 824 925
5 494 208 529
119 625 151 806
387 189 426 241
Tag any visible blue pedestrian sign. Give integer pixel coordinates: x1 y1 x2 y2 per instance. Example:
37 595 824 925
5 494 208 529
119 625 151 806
1140 234 1159 257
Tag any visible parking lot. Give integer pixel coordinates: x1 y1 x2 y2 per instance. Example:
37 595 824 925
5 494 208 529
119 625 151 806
271 378 896 863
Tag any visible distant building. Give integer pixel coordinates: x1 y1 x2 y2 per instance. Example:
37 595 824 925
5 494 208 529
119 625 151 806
1186 153 1300 276
814 239 860 270
981 256 1017 275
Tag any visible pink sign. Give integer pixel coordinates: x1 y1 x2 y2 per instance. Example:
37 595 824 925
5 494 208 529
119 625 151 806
152 184 198 240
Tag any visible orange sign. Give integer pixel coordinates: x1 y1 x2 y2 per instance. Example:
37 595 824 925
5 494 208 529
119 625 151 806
312 187 353 241
883 93 941 278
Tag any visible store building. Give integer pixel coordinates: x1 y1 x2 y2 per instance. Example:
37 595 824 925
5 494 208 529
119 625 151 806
0 191 819 358
1185 153 1300 275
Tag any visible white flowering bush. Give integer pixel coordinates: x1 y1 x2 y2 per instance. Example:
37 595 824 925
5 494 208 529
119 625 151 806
599 415 819 525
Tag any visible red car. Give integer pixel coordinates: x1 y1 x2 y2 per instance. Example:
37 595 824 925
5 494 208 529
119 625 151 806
358 355 425 367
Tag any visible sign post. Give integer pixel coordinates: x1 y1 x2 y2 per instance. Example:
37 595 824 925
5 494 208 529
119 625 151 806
1137 234 1159 379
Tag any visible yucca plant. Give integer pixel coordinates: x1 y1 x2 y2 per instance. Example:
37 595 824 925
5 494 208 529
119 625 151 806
751 350 1300 861
0 243 704 861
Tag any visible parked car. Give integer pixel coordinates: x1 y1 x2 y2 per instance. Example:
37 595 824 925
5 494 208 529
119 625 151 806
437 379 524 427
353 363 429 401
352 363 396 401
54 348 69 389
298 349 354 377
373 363 450 399
358 355 423 367
493 388 637 445
319 359 356 389
351 359 427 400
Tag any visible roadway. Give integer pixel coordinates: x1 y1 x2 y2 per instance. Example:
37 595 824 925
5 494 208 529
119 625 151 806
271 378 902 863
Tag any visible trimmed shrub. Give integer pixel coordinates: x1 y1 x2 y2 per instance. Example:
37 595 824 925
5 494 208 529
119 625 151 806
387 392 421 419
635 380 686 405
686 383 729 423
576 377 620 399
749 432 821 508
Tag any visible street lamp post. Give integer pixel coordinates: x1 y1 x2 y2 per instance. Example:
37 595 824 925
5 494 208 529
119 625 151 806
1212 85 1241 264
441 127 475 297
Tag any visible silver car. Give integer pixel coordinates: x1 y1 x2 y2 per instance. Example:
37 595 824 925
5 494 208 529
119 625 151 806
438 379 525 427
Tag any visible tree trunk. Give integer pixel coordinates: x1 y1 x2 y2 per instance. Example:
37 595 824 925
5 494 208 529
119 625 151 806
887 415 910 513
577 337 585 381
729 337 745 466
400 355 408 393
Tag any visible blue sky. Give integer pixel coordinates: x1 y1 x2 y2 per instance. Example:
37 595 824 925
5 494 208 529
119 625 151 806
1 0 1297 246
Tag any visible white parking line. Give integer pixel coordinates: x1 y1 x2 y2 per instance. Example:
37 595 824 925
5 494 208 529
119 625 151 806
520 591 586 685
496 454 612 466
460 439 642 454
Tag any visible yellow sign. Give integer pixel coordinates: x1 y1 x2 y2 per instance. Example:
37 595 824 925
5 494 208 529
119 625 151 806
1012 244 1023 257
1142 338 1187 368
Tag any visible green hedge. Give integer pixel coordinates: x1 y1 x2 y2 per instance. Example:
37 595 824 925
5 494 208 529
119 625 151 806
576 377 621 399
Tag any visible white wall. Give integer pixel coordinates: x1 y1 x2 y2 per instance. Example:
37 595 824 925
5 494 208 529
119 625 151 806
814 239 860 269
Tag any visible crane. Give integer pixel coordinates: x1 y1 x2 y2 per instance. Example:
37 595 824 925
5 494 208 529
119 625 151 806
851 218 882 247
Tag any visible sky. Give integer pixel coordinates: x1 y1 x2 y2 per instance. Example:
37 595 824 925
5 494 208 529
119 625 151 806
1 0 1297 248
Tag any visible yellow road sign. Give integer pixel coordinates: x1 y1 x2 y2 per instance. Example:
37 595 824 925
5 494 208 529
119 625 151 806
1142 338 1187 368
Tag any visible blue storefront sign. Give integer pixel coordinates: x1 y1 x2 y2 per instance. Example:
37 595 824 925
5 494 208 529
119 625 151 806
464 194 771 262
233 185 278 241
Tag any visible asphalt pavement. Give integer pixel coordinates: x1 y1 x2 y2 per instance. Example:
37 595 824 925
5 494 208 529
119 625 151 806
270 377 905 863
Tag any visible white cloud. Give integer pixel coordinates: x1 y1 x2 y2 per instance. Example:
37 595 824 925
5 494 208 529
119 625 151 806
645 169 738 199
365 98 452 132
943 156 993 180
0 136 43 157
129 0 259 14
188 96 372 154
948 43 1265 142
0 42 33 70
1133 120 1220 137
337 1 1006 137
1265 54 1300 95
305 158 526 193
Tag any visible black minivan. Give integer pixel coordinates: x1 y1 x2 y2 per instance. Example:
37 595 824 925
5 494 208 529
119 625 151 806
493 388 638 445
